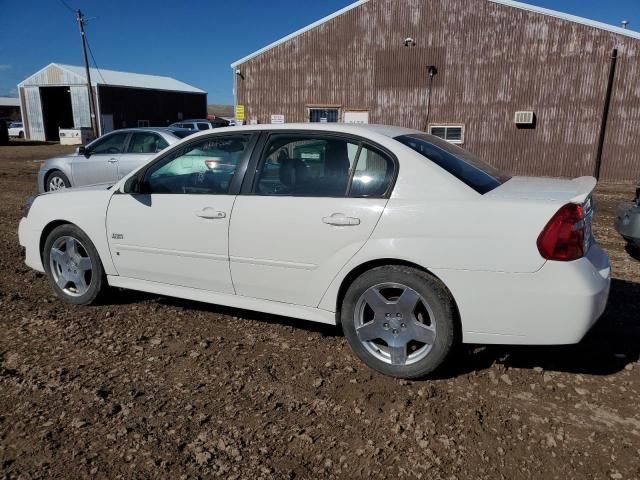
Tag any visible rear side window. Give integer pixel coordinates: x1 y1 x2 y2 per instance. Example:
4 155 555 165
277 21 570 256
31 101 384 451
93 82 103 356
196 123 210 131
253 134 394 198
395 134 510 194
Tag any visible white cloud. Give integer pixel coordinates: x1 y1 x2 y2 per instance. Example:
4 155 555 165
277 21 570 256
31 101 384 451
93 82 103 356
0 65 11 70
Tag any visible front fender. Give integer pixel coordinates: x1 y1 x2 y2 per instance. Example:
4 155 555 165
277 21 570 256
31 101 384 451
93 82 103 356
21 188 117 275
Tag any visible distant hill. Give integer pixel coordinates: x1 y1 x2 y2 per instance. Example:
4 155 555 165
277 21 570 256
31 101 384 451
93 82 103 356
208 104 234 118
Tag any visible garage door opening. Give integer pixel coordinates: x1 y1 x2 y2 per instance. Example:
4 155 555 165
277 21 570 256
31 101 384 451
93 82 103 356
40 86 74 141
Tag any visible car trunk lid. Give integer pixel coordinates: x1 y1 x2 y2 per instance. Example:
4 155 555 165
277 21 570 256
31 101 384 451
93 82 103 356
485 176 596 204
487 176 597 258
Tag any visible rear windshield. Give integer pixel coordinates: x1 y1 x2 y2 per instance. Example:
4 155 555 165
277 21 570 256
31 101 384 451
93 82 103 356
395 134 511 194
171 129 195 139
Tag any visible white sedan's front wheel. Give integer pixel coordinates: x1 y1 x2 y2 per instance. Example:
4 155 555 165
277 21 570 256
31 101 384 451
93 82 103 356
46 171 70 192
342 266 457 379
43 224 105 305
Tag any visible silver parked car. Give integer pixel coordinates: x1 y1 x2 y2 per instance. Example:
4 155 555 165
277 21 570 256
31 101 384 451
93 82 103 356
615 184 640 253
38 127 193 193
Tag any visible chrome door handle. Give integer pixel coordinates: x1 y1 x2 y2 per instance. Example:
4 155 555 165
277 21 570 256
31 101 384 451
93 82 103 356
322 213 361 226
195 207 226 219
108 158 118 163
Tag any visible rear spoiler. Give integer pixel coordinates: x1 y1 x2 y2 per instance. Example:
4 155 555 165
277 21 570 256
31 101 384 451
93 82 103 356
569 177 597 204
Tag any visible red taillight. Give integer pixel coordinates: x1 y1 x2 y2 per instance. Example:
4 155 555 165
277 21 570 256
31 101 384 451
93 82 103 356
537 203 585 261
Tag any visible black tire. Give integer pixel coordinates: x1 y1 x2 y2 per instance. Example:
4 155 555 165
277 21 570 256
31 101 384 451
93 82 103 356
45 171 71 192
43 224 106 305
341 266 457 379
18 131 24 139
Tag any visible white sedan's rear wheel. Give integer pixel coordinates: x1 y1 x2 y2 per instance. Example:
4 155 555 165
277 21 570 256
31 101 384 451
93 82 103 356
342 266 457 379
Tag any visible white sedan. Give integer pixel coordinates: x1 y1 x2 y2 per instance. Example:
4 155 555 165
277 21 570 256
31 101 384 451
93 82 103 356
18 124 611 378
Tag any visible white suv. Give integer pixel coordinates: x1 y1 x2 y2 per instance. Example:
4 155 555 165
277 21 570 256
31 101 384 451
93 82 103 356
8 122 25 138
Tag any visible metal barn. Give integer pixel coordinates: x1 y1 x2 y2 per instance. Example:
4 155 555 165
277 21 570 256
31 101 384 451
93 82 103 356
231 0 640 182
19 63 207 141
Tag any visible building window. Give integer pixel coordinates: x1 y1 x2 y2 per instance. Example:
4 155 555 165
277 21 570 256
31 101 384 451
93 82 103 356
429 125 465 144
309 108 339 123
138 120 150 128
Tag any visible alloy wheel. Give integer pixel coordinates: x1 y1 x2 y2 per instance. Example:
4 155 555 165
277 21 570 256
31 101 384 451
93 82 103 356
49 236 93 297
49 176 67 191
354 283 436 366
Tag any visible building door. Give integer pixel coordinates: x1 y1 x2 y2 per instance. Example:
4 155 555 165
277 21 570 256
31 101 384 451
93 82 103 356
309 108 339 123
40 86 74 141
24 87 45 141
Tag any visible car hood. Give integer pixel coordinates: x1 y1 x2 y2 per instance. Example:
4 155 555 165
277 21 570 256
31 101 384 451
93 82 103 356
40 153 79 165
40 182 115 196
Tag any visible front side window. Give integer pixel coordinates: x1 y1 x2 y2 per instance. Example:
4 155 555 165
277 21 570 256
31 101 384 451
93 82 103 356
143 135 251 195
89 132 129 155
253 134 395 198
127 133 168 154
396 134 510 194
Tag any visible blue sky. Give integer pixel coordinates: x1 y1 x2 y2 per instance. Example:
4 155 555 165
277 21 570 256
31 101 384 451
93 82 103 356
0 0 638 103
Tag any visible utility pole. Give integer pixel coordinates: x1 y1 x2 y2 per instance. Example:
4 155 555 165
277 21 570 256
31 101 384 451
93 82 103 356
76 9 98 138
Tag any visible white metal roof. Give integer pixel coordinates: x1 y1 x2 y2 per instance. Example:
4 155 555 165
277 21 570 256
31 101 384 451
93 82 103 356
231 0 639 68
19 63 205 93
0 97 20 107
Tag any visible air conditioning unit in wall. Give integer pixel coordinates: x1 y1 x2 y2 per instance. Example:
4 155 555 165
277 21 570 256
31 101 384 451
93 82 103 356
514 111 535 125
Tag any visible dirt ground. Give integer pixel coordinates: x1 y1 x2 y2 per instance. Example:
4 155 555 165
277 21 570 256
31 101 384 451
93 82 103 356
0 141 638 479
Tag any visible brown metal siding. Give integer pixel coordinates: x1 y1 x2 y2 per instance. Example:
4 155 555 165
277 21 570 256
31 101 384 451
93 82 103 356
236 0 640 182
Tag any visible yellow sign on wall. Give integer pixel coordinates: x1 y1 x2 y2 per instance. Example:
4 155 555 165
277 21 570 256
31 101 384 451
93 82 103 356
235 104 245 120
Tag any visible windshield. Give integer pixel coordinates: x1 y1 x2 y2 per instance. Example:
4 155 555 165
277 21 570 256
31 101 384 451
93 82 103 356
395 134 511 194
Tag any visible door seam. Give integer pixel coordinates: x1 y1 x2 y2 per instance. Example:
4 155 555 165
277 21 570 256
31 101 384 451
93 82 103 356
227 195 239 295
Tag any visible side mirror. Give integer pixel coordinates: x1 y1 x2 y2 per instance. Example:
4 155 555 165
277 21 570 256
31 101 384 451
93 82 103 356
77 145 89 157
122 174 151 195
123 175 140 194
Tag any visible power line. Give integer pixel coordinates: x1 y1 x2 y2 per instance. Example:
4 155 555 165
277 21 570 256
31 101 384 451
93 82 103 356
85 35 106 84
58 0 75 13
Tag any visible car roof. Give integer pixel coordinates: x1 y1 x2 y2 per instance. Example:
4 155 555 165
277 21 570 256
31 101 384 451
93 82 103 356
200 123 423 139
108 127 181 134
